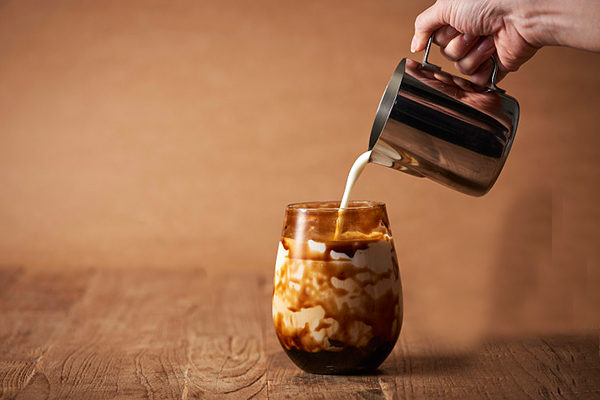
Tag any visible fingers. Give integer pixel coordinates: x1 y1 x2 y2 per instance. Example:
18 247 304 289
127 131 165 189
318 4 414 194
439 33 479 62
416 27 500 85
468 57 512 88
412 2 507 85
454 36 496 75
433 25 460 47
411 3 446 52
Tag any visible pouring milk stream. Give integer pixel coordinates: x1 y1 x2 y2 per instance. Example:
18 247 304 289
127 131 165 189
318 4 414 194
340 150 372 209
334 150 373 238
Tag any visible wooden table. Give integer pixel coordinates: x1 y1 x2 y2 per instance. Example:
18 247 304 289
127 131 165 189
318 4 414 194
1 266 598 399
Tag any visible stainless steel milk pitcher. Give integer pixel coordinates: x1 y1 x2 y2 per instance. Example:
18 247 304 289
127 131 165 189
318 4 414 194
368 35 520 196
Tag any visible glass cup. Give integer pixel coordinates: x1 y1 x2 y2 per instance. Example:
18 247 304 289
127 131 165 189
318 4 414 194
272 201 403 374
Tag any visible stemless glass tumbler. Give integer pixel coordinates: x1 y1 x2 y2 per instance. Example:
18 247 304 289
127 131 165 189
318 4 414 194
272 201 403 374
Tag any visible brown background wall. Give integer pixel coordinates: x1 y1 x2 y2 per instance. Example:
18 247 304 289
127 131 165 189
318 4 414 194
1 0 599 343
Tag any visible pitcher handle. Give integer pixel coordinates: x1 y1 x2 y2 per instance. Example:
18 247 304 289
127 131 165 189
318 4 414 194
488 56 505 93
422 31 505 93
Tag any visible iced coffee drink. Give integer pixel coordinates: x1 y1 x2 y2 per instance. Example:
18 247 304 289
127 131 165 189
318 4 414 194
272 201 402 374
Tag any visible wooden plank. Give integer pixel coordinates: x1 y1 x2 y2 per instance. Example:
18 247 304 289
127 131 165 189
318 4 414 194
390 335 484 400
1 268 273 399
266 326 600 399
475 335 600 399
1 268 599 399
23 268 209 399
0 266 24 298
0 268 90 313
387 332 600 399
185 272 270 399
0 267 95 399
267 351 388 399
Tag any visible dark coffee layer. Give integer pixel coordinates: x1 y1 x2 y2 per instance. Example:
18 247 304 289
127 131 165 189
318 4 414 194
281 341 396 375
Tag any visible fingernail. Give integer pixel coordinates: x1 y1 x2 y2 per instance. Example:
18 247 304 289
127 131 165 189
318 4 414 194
476 36 494 53
462 34 476 43
410 36 417 53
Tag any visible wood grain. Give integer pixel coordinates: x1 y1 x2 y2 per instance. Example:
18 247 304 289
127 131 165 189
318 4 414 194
0 266 598 399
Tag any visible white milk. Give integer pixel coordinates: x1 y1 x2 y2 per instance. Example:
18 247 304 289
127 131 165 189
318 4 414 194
340 150 372 209
335 150 372 238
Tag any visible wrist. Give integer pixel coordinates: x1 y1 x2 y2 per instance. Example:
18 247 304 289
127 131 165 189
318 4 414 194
510 0 559 48
515 0 600 51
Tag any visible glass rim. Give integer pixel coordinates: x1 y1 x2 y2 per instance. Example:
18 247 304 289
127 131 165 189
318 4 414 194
286 200 386 212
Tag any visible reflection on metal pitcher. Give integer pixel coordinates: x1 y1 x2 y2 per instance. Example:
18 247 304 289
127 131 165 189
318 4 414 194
368 36 520 196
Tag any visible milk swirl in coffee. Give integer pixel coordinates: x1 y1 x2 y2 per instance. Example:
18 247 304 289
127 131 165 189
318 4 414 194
272 153 402 374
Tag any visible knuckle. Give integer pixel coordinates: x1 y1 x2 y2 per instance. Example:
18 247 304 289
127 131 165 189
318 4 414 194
413 10 424 26
455 61 474 76
439 47 459 62
414 13 428 31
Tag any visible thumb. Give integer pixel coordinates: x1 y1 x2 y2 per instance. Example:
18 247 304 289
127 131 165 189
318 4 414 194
412 3 447 52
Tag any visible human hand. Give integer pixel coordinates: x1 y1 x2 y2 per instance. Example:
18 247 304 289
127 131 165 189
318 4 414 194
410 0 540 86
